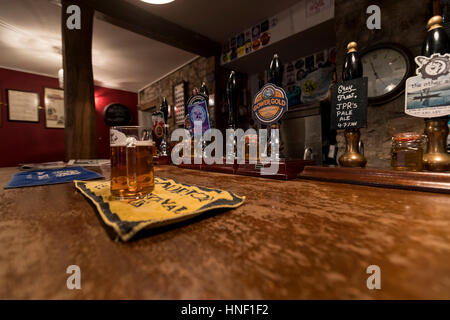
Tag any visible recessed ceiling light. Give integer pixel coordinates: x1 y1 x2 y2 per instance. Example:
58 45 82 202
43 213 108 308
140 0 175 4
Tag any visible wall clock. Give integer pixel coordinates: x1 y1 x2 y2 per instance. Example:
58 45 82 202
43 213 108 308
360 43 413 105
103 103 132 127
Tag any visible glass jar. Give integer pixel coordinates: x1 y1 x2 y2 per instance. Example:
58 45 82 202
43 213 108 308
391 132 426 171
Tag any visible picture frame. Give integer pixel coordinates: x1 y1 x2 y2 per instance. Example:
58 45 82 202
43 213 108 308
44 88 65 128
0 89 3 127
173 81 187 125
6 89 40 123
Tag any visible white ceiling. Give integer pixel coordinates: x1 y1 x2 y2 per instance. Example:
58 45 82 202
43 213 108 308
0 0 196 92
125 0 302 42
0 0 303 92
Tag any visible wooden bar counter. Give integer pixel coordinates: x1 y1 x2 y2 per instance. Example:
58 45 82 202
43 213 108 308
0 165 449 299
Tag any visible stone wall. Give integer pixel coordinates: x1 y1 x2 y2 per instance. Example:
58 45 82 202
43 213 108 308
139 56 216 130
335 0 432 167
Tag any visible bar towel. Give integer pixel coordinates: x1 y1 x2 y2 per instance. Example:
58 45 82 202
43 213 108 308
74 177 245 241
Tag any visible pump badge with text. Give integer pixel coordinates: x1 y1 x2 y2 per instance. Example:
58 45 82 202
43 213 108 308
405 53 450 118
252 83 288 125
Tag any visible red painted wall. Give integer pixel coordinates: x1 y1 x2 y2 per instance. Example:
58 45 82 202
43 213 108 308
0 68 138 167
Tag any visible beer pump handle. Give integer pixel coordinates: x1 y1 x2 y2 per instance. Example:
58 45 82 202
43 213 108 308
161 97 168 124
422 15 449 56
269 53 283 87
200 82 209 97
338 42 367 168
227 71 237 127
421 16 450 172
342 42 362 81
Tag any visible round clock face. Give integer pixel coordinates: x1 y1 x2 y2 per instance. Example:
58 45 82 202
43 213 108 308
361 47 409 101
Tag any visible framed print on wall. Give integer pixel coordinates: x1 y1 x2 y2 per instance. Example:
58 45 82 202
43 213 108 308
44 88 64 128
7 89 40 122
173 81 187 125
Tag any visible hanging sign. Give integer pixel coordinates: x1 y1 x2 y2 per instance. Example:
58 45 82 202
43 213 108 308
251 83 288 125
405 53 450 118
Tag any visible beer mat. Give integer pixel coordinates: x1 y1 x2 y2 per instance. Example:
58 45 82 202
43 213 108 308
5 167 103 189
74 177 245 242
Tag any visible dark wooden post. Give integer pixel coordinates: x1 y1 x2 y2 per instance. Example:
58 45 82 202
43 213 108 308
61 1 97 160
433 0 441 15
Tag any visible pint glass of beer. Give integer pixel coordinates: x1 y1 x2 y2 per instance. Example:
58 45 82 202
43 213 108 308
110 126 154 200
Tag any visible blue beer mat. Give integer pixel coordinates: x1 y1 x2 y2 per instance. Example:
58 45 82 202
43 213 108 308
4 166 103 189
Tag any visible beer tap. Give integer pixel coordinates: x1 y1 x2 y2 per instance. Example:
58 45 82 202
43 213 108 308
421 16 450 172
269 53 283 87
159 97 169 157
226 71 237 159
200 82 209 158
338 42 367 168
200 82 209 97
269 53 283 160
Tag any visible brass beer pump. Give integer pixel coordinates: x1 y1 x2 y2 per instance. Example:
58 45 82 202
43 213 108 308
421 16 450 172
268 53 283 160
338 42 367 168
226 71 238 160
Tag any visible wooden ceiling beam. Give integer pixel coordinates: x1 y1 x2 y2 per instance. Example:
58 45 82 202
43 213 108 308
77 0 221 57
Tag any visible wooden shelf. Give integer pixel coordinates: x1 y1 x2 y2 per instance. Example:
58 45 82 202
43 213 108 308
299 166 450 194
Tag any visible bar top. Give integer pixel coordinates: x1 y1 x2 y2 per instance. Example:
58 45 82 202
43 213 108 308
0 165 449 299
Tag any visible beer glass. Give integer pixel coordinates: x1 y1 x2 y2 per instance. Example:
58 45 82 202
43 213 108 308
110 126 154 200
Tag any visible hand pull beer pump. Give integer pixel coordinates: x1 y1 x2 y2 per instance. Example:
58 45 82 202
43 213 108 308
226 71 238 159
159 97 169 157
227 71 237 129
338 42 367 168
268 53 283 160
421 16 450 172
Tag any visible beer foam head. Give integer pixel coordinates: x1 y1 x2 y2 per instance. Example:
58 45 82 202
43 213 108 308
110 129 152 147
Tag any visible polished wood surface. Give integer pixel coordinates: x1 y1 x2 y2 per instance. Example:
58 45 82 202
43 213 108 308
300 166 450 194
62 0 97 160
0 165 449 299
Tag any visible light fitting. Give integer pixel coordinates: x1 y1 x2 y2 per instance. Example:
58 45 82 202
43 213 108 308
140 0 175 4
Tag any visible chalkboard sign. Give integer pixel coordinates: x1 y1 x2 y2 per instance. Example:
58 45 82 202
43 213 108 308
331 77 368 130
103 103 132 127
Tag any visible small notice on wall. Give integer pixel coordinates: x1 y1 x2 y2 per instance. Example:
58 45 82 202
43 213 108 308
405 53 450 118
331 77 368 130
44 88 64 128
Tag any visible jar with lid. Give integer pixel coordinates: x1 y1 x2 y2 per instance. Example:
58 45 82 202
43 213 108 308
391 132 426 171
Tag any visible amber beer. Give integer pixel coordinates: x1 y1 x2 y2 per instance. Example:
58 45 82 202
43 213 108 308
110 126 154 199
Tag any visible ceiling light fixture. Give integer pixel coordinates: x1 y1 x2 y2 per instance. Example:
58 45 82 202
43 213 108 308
140 0 175 4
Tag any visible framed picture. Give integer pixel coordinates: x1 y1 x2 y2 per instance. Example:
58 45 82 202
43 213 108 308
7 89 40 122
173 81 187 125
44 88 64 128
0 90 3 127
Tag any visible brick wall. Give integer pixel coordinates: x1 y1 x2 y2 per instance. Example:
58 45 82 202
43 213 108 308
139 56 216 130
335 0 432 167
